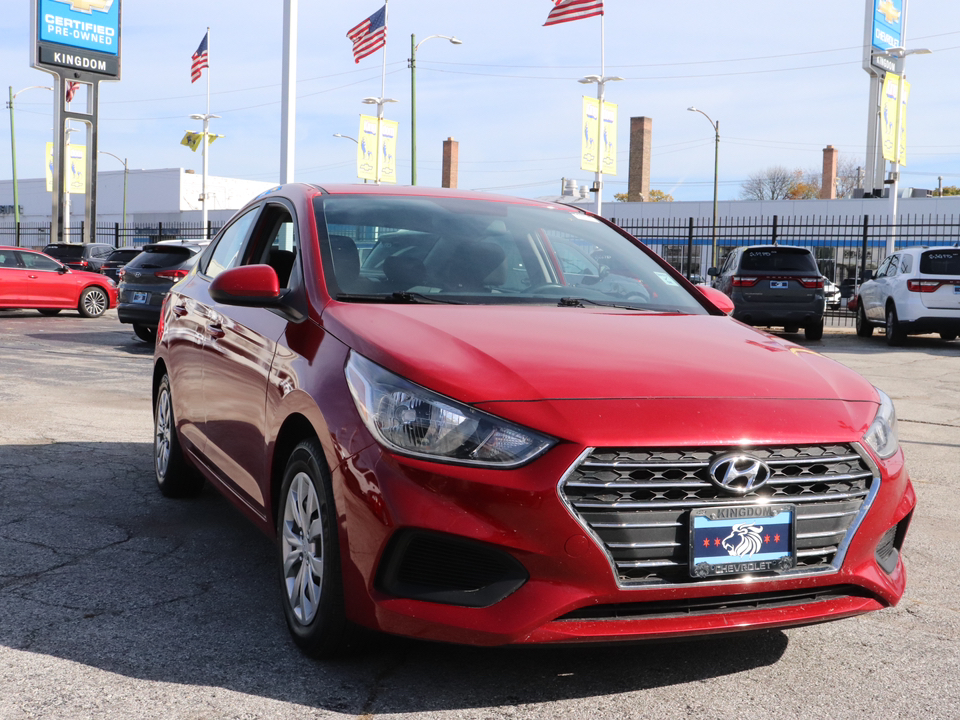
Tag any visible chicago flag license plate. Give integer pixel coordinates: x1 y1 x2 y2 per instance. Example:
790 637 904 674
689 504 796 578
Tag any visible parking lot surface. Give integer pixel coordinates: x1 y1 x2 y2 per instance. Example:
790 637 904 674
1 309 958 719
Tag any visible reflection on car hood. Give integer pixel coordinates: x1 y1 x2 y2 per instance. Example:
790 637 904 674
323 304 877 405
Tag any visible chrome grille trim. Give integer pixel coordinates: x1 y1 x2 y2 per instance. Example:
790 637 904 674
557 443 882 589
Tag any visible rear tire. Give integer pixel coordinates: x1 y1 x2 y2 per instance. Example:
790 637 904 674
37 308 62 316
133 323 157 343
885 305 906 346
939 332 957 341
278 438 358 658
856 303 874 338
78 286 109 318
803 318 824 341
154 374 204 498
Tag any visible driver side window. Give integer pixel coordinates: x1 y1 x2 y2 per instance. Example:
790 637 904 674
204 207 259 279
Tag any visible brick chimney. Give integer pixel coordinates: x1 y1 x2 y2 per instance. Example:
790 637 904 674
628 117 653 201
442 137 459 189
820 145 838 199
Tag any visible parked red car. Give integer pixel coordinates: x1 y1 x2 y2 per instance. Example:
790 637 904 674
0 245 118 317
153 184 915 657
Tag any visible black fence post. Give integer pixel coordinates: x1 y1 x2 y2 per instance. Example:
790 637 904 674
686 217 694 279
114 222 120 247
860 214 869 282
772 215 779 245
15 221 20 247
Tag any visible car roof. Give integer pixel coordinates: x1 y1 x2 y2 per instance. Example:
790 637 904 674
253 182 582 212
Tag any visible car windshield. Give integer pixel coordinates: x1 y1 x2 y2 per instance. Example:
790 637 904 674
739 247 818 273
314 195 706 313
920 249 960 276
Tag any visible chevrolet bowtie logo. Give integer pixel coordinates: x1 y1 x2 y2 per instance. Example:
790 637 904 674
877 0 901 25
52 0 114 14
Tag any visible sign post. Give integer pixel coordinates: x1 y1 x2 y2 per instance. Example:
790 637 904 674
862 0 905 197
31 0 122 244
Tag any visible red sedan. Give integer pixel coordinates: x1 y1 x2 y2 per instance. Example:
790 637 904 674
153 184 915 657
0 245 118 317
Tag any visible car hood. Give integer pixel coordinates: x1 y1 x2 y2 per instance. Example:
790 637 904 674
322 304 878 405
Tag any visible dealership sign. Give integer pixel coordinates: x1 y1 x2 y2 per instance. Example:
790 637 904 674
32 0 121 78
864 0 905 75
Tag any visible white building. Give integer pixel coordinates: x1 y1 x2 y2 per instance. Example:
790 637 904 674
0 168 276 226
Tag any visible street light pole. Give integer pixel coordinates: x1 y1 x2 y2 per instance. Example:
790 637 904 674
578 74 623 216
99 150 128 230
688 106 720 269
361 97 397 184
189 112 220 232
409 33 461 186
7 85 52 241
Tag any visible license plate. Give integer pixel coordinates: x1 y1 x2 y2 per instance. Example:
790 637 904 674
132 292 149 304
954 286 960 295
689 505 795 578
770 280 788 289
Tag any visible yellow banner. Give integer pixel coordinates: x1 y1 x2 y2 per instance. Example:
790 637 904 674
357 115 399 183
580 97 617 175
880 72 908 165
181 131 222 152
45 142 86 194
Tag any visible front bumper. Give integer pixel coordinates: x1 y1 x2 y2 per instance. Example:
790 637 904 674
333 434 915 647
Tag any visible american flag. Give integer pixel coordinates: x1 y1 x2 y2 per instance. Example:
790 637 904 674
347 5 387 63
66 81 80 103
191 31 209 83
544 0 604 26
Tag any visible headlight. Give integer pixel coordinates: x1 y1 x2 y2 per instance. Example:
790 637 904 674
345 352 555 467
862 388 899 459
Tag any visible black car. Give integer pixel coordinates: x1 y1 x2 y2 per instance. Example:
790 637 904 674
42 242 115 272
100 248 142 283
708 245 826 340
117 241 207 342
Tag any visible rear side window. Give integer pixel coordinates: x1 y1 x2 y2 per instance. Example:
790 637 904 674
920 250 960 276
740 248 818 273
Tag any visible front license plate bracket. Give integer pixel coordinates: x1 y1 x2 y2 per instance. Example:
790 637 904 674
689 504 796 579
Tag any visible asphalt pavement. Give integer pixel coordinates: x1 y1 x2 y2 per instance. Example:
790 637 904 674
0 309 957 720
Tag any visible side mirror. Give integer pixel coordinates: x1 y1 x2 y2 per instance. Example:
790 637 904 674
209 264 306 321
697 285 735 315
707 267 719 277
58 266 69 274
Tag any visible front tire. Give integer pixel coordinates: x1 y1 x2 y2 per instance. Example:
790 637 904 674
885 305 906 346
154 374 204 497
856 303 874 337
939 332 957 341
78 286 109 318
804 318 824 341
278 439 357 658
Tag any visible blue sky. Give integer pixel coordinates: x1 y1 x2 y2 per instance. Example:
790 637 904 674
3 1 959 203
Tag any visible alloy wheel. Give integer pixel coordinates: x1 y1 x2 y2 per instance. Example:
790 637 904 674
82 288 108 316
282 473 324 625
154 387 172 479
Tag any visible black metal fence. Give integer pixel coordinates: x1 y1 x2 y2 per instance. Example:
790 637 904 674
0 221 222 250
612 213 960 327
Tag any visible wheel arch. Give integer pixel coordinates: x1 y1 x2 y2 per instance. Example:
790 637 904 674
152 359 168 409
270 413 323 530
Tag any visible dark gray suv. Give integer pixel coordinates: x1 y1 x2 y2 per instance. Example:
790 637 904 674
709 245 826 340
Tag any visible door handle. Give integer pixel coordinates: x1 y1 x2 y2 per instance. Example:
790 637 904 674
208 323 225 339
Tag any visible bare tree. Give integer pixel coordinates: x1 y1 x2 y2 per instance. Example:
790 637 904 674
740 166 796 200
835 155 864 198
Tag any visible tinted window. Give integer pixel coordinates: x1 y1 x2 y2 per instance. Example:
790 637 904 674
739 248 818 273
125 246 198 269
43 244 84 259
920 249 960 276
22 252 62 271
105 249 141 263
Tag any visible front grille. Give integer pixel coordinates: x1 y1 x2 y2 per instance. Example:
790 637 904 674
560 444 877 587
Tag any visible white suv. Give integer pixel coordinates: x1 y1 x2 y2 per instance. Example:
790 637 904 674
856 245 960 345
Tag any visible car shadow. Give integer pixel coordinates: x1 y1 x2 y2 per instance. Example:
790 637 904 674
0 441 789 713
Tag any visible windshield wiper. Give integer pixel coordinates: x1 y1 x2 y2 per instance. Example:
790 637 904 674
557 296 654 311
337 292 463 305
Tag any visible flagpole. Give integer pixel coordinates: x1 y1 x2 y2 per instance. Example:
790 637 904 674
202 27 210 232
595 12 604 216
377 1 388 184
